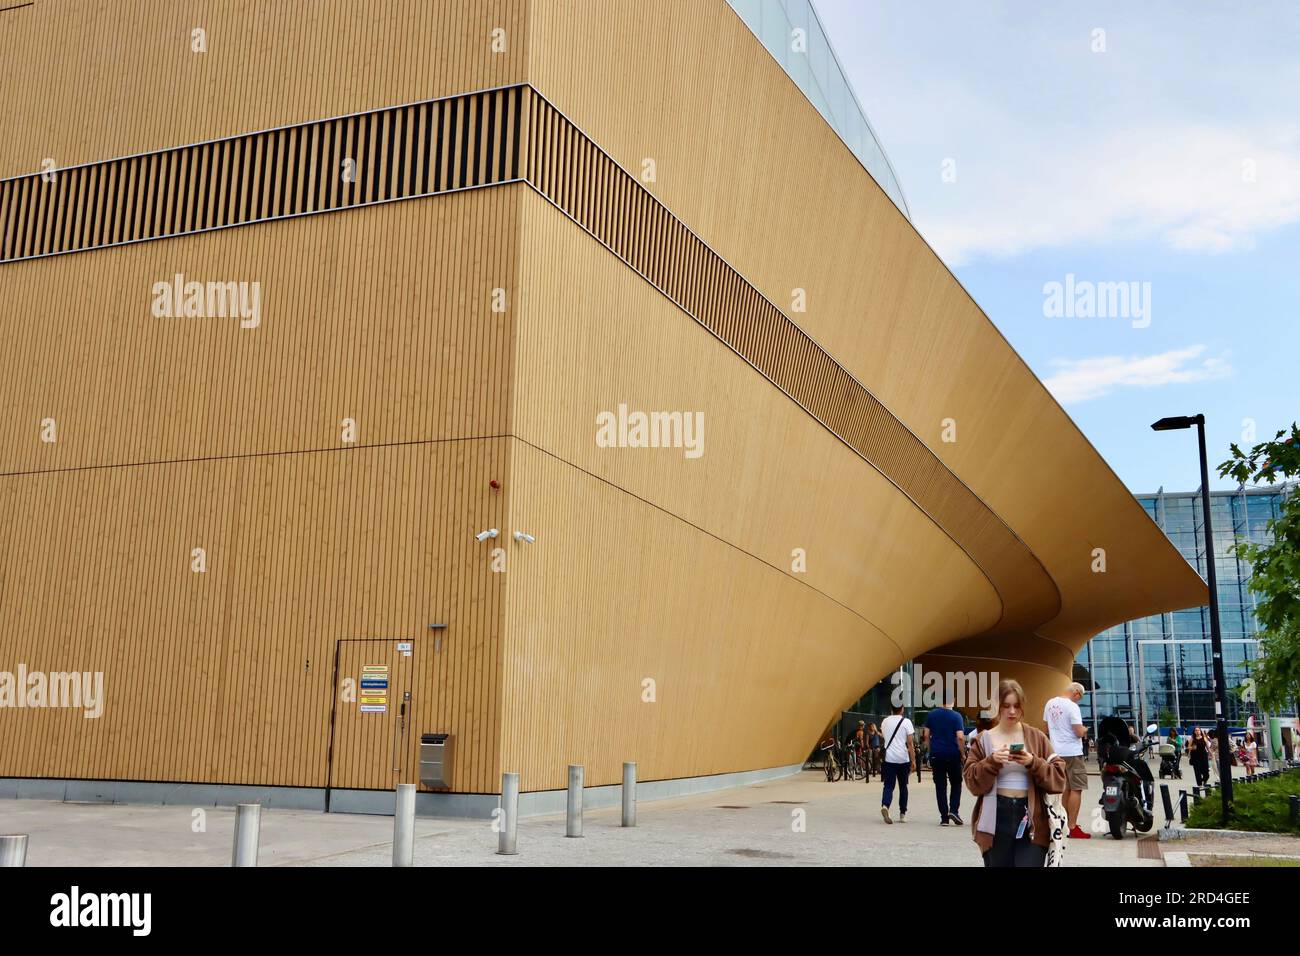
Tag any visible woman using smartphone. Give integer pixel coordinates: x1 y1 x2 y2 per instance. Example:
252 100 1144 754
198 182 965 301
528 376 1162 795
963 679 1067 867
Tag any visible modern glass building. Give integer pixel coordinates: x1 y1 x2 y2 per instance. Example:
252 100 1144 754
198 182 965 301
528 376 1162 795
1078 483 1298 730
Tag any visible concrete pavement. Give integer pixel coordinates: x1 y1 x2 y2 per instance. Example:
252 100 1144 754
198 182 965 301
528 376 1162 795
2 766 1214 867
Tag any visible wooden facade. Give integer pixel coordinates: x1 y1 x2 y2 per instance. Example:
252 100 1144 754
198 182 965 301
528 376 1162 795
0 1 1206 799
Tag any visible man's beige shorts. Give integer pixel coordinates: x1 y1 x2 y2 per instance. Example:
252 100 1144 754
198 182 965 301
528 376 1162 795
1064 755 1089 790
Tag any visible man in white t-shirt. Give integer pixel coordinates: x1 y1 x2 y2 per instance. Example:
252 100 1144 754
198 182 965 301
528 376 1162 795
1044 682 1090 839
878 703 915 824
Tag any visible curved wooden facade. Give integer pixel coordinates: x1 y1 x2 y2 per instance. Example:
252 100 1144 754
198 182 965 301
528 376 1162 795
0 1 1206 799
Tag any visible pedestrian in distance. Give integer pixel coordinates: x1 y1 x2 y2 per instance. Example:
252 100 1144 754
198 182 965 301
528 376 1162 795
879 703 915 824
1043 682 1090 839
1241 731 1259 776
866 722 884 776
1188 726 1211 788
923 693 966 826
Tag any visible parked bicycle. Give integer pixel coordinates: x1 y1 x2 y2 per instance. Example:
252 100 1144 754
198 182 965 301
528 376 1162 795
843 743 869 781
819 738 843 782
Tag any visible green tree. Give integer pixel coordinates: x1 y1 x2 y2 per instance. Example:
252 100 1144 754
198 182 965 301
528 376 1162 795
1218 423 1300 713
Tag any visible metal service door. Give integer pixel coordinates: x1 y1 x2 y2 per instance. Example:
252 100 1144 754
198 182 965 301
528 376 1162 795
328 639 414 792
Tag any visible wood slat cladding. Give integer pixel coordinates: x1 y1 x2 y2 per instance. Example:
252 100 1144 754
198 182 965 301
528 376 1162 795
0 79 1055 633
0 439 508 794
518 92 1060 636
0 0 530 181
0 87 525 262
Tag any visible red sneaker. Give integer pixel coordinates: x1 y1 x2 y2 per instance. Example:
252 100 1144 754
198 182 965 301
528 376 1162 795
1068 825 1091 839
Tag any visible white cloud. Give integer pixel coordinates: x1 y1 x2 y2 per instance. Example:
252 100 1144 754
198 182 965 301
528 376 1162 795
918 125 1300 266
815 1 1300 267
1042 345 1232 404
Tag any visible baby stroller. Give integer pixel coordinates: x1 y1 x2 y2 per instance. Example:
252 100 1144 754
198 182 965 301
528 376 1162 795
1156 742 1182 779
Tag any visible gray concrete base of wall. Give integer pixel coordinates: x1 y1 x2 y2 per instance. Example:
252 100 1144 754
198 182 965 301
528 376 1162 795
0 763 803 820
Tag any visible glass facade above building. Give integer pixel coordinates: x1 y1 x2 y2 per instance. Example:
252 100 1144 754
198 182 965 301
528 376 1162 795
726 0 911 219
1078 483 1298 730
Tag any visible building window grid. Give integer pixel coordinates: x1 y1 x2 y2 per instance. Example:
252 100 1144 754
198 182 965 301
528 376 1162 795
1079 484 1295 727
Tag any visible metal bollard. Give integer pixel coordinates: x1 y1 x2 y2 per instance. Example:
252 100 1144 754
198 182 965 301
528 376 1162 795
231 804 261 867
1160 784 1174 825
498 772 519 855
393 783 416 867
621 762 636 828
1290 795 1299 828
566 765 583 838
0 835 27 867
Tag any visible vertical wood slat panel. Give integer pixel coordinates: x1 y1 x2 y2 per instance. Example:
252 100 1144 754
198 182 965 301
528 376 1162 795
1 87 527 264
0 186 519 794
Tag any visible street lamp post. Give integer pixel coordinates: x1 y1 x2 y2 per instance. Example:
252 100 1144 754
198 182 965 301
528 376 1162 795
1152 414 1233 822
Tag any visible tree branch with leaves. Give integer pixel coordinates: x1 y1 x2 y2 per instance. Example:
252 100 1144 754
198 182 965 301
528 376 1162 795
1218 423 1300 713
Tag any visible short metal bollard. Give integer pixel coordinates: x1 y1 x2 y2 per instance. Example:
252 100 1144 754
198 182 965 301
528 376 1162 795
1159 784 1174 825
621 762 636 828
1290 795 1299 828
393 783 416 867
566 765 584 838
232 803 261 867
0 835 27 867
498 772 519 855
1178 790 1189 822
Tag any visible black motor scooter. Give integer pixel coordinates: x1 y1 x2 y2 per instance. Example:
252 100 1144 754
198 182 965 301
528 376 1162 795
1099 722 1156 839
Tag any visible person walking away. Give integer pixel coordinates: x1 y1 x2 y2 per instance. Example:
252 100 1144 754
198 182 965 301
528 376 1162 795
1043 682 1090 839
964 680 1067 866
1188 726 1211 788
879 704 915 824
924 694 966 825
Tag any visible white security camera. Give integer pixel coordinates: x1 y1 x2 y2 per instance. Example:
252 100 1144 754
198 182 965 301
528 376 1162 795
512 531 536 543
474 529 499 542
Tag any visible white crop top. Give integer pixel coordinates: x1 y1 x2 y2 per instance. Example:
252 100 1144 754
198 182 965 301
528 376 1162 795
996 760 1030 791
984 732 1030 791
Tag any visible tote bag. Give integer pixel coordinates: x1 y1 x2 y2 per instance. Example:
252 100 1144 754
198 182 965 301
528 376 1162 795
1043 791 1068 867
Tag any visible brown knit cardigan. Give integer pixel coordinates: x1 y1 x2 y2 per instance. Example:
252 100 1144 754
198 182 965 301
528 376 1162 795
962 725 1067 853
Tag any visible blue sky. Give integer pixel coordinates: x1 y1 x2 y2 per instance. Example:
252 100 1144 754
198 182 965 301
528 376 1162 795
816 0 1299 492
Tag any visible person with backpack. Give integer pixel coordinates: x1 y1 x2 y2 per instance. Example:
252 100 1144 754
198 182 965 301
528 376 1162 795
879 703 915 824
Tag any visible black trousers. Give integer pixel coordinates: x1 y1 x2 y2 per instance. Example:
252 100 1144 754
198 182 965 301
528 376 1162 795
931 755 962 818
982 795 1047 868
1191 756 1210 787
